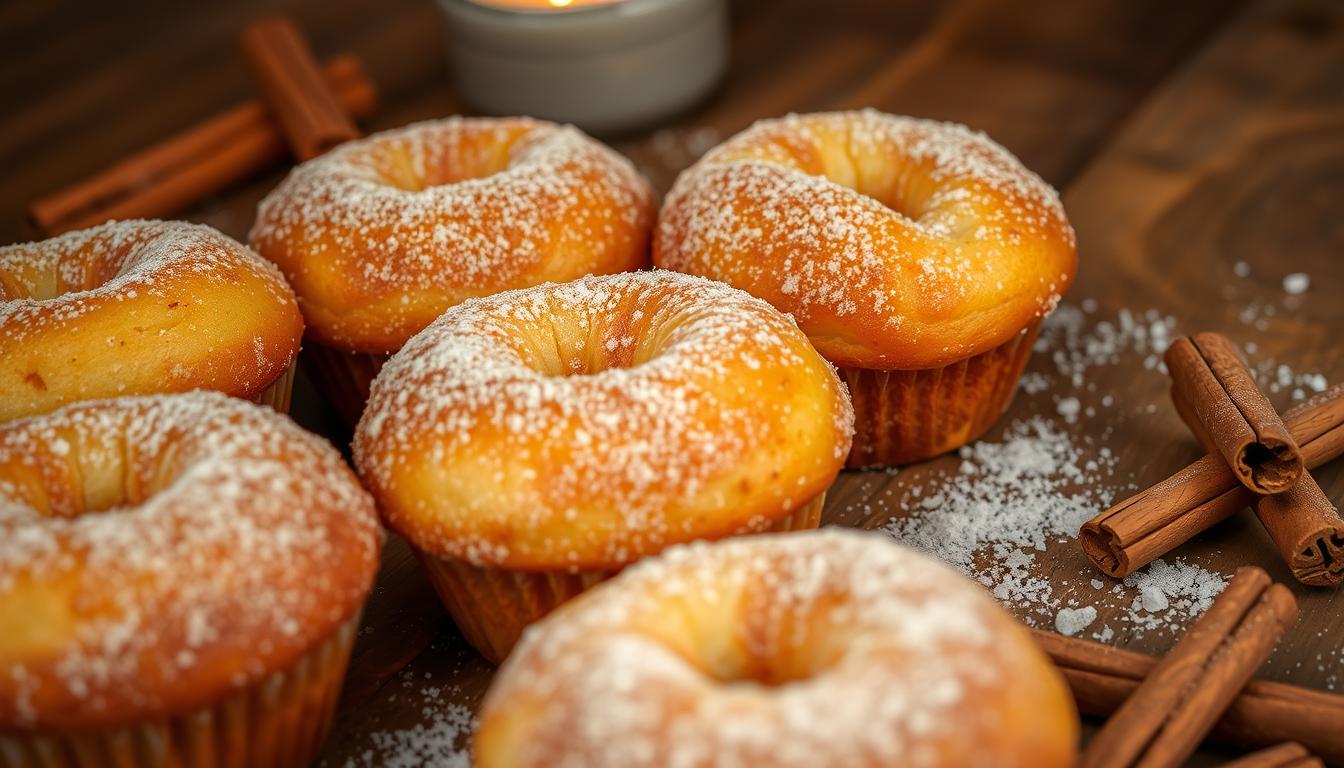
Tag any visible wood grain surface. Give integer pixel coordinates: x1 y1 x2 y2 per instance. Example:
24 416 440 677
3 0 1342 764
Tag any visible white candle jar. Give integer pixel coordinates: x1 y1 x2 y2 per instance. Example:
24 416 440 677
436 0 728 135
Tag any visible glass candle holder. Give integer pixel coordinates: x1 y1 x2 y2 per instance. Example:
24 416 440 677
436 0 728 134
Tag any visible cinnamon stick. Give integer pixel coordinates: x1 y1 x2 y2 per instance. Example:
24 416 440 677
1173 379 1344 587
1032 629 1344 765
241 18 359 160
1081 383 1344 578
1217 743 1323 768
1253 481 1344 587
1079 567 1298 768
28 55 376 236
1166 333 1303 494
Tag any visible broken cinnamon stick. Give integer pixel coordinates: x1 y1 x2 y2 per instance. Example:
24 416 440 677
1079 567 1298 768
241 18 359 160
28 55 375 236
1032 629 1344 765
1166 333 1303 494
1081 383 1344 578
1217 742 1323 768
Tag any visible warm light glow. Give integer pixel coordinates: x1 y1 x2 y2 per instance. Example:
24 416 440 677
467 0 623 9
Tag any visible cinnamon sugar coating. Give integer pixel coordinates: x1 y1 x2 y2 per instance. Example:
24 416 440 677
251 117 656 353
0 221 303 422
655 110 1077 370
353 271 853 569
476 530 1078 767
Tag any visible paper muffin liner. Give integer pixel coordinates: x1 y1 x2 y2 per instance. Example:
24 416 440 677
841 321 1042 467
419 492 826 663
0 611 361 768
251 360 297 414
302 344 390 427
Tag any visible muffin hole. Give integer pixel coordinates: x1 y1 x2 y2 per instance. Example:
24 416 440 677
374 141 517 192
523 303 671 379
692 609 848 688
681 619 856 690
34 434 181 519
698 647 833 688
836 132 941 225
0 238 142 301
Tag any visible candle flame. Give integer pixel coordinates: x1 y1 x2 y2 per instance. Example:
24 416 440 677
469 0 620 9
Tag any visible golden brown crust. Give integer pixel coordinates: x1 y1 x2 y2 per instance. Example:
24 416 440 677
0 221 303 423
250 117 657 353
353 272 853 570
476 530 1079 767
0 392 383 729
655 110 1077 370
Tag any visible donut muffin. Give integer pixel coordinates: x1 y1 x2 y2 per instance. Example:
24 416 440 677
0 392 382 768
353 271 853 661
476 529 1079 767
0 220 303 423
656 109 1076 465
251 116 656 424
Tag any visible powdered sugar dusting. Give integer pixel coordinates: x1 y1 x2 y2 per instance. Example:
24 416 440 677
0 220 293 330
339 684 475 768
0 392 381 727
0 220 301 420
656 110 1075 365
353 271 853 566
478 530 1052 767
250 117 655 350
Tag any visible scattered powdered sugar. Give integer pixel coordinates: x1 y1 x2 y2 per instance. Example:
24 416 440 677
250 116 655 350
1121 558 1227 631
354 271 853 566
340 685 475 768
1282 272 1310 295
0 391 381 726
882 413 1227 638
478 530 1043 767
655 109 1074 364
1055 396 1081 423
1018 371 1050 394
1251 358 1331 400
881 301 1236 638
883 418 1114 616
1035 304 1175 386
1054 606 1097 636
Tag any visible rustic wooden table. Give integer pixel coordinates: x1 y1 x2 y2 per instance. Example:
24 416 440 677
5 0 1343 764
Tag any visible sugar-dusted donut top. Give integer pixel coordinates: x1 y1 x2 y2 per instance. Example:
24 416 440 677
476 530 1077 767
250 116 656 353
0 392 382 728
353 271 853 569
0 220 303 422
655 109 1077 369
